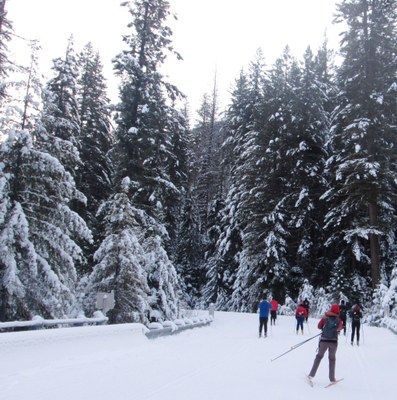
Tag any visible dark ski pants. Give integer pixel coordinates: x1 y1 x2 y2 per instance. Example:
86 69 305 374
259 317 269 336
351 321 360 344
309 341 338 382
296 316 305 331
270 310 277 325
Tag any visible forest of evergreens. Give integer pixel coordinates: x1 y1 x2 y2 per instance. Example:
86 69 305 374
1 0 397 325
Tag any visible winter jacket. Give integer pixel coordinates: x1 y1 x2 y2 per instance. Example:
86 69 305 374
258 301 272 318
271 300 279 311
295 306 308 319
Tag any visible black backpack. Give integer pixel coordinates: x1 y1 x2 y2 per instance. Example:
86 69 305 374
352 309 361 321
322 316 338 340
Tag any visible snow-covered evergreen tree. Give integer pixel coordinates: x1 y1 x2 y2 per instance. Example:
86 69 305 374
323 0 397 292
88 178 150 324
42 36 80 149
204 70 253 309
112 0 186 221
174 193 205 307
19 40 43 130
284 47 329 287
104 0 187 321
143 222 180 321
0 130 92 320
229 51 274 311
77 43 113 250
192 80 225 234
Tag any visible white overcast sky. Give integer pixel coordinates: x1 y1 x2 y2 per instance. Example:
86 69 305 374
6 0 341 117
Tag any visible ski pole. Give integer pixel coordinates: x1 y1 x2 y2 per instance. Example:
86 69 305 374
361 323 365 345
306 319 311 334
345 321 350 343
271 332 321 362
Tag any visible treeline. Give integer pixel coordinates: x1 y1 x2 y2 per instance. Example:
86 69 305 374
1 0 397 324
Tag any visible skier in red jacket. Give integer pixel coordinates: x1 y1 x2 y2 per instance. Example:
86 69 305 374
295 303 308 334
270 299 279 325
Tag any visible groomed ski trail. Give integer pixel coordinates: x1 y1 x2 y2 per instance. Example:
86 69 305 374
0 311 396 400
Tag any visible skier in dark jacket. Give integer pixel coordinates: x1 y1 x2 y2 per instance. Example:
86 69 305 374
350 304 363 346
302 298 310 322
307 304 344 384
339 300 347 335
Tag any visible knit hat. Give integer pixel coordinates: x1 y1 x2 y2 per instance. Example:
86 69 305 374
330 304 340 314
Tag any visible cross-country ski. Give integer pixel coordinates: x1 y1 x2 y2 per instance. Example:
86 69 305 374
324 378 344 388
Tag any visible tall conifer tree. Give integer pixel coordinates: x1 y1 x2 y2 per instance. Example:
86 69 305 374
100 0 186 321
324 0 397 290
0 130 92 320
77 43 113 239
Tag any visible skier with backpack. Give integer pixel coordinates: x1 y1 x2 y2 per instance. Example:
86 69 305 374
307 304 344 385
350 303 363 346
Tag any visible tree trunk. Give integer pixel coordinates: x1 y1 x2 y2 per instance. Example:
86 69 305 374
368 201 380 287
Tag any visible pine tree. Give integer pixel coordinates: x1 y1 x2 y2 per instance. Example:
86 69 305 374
192 77 224 233
234 48 296 309
103 0 186 320
77 43 113 241
88 178 150 324
284 47 329 288
324 0 397 289
42 36 80 146
203 70 252 309
174 193 205 307
40 36 83 184
0 130 92 320
19 40 43 130
228 51 275 311
143 221 180 321
112 0 186 220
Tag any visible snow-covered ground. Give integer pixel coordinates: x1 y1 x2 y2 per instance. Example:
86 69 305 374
0 311 395 400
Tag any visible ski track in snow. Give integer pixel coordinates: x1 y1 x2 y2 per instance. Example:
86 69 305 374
0 311 395 400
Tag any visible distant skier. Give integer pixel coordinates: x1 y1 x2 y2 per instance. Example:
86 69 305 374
270 299 279 326
302 298 310 322
339 300 348 335
258 298 272 337
295 303 308 334
307 304 343 385
350 303 363 346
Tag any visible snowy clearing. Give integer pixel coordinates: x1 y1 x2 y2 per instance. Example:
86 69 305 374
0 311 395 400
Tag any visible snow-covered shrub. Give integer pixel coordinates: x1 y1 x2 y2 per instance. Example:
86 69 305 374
367 283 389 326
312 287 331 318
297 279 315 310
278 295 296 316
